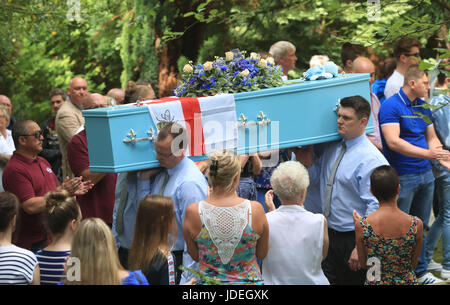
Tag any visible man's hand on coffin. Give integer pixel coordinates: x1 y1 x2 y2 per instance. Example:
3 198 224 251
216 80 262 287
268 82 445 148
138 167 163 181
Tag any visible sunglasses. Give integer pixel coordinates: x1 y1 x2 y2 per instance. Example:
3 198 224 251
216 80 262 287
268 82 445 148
20 130 43 139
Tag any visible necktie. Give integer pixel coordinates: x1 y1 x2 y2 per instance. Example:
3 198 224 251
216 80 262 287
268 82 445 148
323 141 346 217
115 174 129 235
159 169 170 196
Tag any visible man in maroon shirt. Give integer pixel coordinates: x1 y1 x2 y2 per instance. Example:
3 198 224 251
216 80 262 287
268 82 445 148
67 93 117 226
2 119 92 251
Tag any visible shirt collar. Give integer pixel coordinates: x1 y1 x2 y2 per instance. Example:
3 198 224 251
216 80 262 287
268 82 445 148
277 205 307 212
167 156 187 176
343 133 366 149
399 88 423 106
12 151 38 164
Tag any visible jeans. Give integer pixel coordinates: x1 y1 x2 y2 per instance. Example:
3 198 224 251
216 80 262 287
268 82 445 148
425 173 450 270
397 170 435 277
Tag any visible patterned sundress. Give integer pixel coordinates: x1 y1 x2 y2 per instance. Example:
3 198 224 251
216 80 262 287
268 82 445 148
195 200 263 285
360 216 420 285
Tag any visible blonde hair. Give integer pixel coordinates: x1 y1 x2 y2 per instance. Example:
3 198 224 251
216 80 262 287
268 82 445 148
207 149 240 193
0 105 10 122
270 161 310 202
128 195 176 273
66 218 123 285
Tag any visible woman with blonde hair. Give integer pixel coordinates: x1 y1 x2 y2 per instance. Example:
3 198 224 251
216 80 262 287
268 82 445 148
183 149 269 285
128 195 177 285
36 189 81 285
65 218 148 285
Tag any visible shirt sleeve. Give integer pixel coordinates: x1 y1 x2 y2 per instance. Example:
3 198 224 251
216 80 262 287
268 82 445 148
378 99 400 126
175 181 207 227
3 167 37 203
67 134 89 176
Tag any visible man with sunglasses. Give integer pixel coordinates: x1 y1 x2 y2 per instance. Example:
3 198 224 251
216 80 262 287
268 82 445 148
2 119 93 251
384 36 422 99
67 93 116 226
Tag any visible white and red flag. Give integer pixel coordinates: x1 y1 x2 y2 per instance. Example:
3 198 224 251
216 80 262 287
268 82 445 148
144 94 238 156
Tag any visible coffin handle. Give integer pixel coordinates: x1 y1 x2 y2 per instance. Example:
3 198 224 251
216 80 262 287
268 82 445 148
123 127 156 145
237 111 271 128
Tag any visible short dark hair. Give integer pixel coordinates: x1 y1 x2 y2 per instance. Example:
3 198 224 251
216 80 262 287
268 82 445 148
339 95 371 119
340 42 366 68
156 122 188 151
12 119 34 148
393 36 421 59
370 165 400 202
49 88 67 100
403 64 426 86
0 192 19 232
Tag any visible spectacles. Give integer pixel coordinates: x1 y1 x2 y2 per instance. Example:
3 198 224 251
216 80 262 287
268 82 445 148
19 130 43 139
156 150 174 158
404 53 420 58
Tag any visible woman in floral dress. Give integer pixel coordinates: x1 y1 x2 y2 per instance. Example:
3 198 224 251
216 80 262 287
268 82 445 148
354 165 423 285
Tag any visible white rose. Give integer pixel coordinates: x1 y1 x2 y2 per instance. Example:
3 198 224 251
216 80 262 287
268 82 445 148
240 69 250 77
258 58 267 68
250 52 259 60
204 61 214 71
183 64 193 73
225 51 234 61
267 56 275 65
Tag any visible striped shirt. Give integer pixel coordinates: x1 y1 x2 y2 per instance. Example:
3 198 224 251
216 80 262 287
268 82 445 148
35 249 70 285
0 244 38 285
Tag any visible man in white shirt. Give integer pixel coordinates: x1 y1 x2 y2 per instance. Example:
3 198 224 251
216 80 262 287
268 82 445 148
384 37 421 99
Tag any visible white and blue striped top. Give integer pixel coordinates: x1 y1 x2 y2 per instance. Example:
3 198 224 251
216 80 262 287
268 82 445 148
0 245 38 285
35 249 70 285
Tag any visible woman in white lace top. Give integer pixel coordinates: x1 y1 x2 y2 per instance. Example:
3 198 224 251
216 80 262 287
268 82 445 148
183 149 269 284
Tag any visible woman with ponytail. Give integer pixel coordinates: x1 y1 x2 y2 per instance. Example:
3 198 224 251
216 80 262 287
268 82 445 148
35 189 81 285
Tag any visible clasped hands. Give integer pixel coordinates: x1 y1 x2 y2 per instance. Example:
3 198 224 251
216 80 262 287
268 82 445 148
61 176 94 196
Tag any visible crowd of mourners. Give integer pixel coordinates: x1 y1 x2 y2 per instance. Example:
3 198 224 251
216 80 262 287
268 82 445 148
0 37 449 286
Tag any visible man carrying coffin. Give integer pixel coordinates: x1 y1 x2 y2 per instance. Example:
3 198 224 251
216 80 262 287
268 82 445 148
113 122 208 284
294 96 389 285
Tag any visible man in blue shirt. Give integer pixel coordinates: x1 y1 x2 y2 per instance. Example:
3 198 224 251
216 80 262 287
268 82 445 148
379 65 450 284
295 95 388 285
112 122 208 284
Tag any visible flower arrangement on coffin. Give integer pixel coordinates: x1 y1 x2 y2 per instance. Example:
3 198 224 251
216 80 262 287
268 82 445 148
174 49 285 97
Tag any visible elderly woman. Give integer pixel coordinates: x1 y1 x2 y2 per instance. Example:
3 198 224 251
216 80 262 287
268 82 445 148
0 105 14 191
262 160 329 285
183 149 269 285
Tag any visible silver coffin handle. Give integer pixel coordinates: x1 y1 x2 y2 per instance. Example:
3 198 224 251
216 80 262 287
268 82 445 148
237 111 271 128
123 127 156 145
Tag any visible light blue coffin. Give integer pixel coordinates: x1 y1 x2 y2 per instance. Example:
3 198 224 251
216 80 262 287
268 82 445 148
83 73 372 173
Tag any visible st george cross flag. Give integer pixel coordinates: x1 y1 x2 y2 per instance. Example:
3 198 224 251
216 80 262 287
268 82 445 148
145 94 238 157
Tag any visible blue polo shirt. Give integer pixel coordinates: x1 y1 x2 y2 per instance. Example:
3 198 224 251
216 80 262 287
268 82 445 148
378 88 433 175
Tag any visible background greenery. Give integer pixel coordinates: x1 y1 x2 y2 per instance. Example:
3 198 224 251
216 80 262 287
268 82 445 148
0 0 448 124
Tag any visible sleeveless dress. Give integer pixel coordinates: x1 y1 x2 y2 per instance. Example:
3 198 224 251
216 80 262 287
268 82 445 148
360 216 419 285
195 200 263 285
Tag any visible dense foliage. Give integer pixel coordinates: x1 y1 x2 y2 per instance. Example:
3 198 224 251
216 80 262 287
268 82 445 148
0 0 448 123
